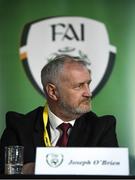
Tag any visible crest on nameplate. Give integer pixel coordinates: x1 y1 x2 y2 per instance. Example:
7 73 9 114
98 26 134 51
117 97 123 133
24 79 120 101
19 16 117 97
46 153 64 168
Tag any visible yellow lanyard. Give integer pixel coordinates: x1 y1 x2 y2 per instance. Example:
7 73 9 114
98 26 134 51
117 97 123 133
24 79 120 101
43 105 52 147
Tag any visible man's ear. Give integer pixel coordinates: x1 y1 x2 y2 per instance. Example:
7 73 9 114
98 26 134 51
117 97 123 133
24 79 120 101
45 83 58 101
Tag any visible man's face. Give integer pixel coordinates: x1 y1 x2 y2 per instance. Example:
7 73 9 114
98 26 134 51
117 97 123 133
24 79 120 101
57 62 92 118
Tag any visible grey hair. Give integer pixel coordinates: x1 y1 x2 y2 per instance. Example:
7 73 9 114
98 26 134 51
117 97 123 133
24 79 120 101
41 54 90 93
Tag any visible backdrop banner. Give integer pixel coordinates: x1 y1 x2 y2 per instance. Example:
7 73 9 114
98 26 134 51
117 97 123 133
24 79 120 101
0 0 135 175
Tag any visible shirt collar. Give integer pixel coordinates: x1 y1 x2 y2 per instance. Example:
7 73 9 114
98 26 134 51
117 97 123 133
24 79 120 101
48 107 75 129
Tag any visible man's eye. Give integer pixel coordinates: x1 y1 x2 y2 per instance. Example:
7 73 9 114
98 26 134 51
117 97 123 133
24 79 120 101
74 84 82 89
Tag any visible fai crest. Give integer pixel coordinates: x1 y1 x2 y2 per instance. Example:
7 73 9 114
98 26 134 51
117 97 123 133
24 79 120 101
19 16 117 97
46 153 63 168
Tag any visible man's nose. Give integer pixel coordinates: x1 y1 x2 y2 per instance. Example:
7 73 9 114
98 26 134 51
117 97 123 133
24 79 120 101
83 84 92 97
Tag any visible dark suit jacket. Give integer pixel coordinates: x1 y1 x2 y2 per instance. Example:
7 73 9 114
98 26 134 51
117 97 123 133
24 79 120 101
0 106 118 174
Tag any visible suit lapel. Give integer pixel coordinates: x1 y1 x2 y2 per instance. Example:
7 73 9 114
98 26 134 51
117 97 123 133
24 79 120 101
33 108 51 147
68 113 92 147
33 108 45 147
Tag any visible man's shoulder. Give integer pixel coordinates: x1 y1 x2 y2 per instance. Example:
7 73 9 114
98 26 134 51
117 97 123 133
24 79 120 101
5 106 44 125
83 111 117 124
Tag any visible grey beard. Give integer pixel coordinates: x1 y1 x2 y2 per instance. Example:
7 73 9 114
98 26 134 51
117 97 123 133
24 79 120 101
59 100 90 117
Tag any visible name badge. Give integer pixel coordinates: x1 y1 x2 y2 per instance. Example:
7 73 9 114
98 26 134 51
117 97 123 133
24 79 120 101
35 147 129 175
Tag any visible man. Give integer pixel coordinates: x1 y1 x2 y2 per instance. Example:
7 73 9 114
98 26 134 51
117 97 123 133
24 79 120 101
0 54 118 174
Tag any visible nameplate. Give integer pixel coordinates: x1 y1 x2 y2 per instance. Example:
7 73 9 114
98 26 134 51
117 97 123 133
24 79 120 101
35 147 129 175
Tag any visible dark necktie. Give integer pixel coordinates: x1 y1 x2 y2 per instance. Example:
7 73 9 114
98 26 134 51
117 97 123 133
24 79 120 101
56 123 72 147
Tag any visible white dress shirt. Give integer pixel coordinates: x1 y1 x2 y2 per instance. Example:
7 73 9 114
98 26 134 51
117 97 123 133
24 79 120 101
48 108 75 146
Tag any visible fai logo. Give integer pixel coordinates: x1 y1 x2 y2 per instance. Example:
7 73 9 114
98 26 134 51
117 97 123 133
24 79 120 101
46 153 64 168
19 16 117 97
